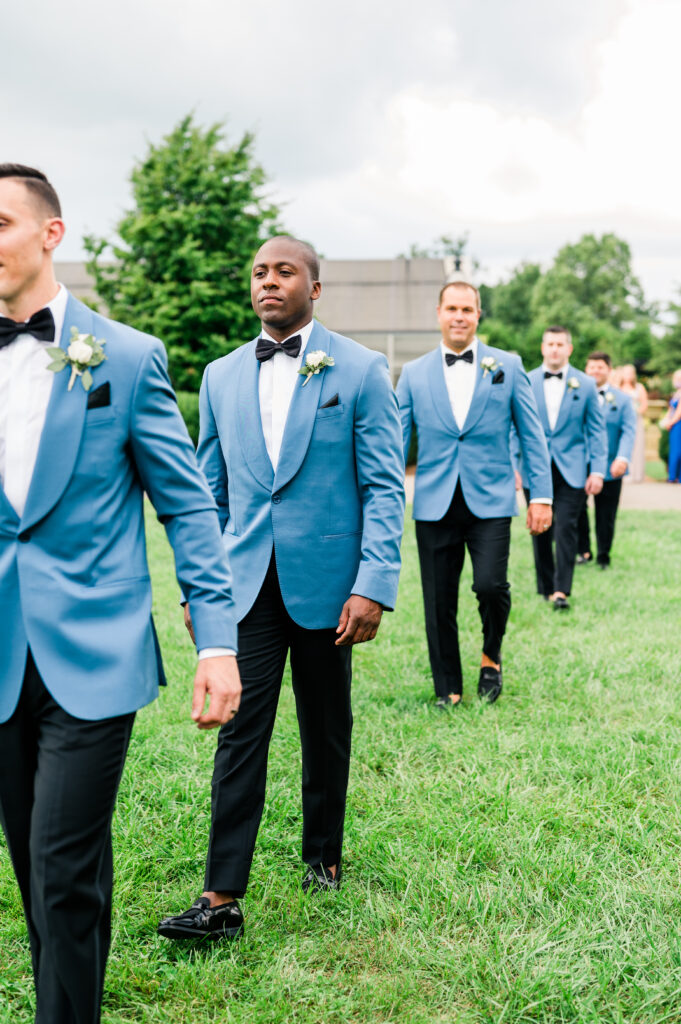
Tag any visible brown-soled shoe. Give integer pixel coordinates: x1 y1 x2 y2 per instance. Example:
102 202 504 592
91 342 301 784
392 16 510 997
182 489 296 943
157 897 244 941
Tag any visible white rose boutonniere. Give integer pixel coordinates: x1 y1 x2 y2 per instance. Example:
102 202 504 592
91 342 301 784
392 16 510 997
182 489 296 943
481 356 501 378
299 349 334 386
567 377 580 391
46 327 107 391
605 391 616 407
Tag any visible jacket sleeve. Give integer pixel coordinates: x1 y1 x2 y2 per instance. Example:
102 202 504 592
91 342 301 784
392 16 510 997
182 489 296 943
584 380 608 476
129 341 237 652
616 393 638 464
510 361 552 500
351 355 406 610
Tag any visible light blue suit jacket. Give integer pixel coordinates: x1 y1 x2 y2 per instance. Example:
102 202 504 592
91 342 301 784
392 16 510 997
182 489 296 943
197 321 405 628
521 365 607 488
397 342 551 520
600 385 637 481
0 293 237 723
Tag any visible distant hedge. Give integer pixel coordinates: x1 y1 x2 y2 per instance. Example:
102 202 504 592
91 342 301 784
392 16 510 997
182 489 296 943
176 390 200 447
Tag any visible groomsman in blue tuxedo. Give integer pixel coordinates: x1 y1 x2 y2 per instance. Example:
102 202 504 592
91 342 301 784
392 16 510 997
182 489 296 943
396 281 552 708
576 351 637 568
0 166 240 1023
158 237 404 940
522 326 607 610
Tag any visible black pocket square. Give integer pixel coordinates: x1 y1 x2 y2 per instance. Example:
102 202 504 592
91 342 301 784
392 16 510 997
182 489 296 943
492 370 505 384
320 393 339 409
87 381 111 410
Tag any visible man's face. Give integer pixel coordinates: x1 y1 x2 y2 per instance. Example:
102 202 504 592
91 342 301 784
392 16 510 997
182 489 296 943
541 332 572 371
585 359 610 388
0 178 58 307
251 239 321 339
436 285 480 352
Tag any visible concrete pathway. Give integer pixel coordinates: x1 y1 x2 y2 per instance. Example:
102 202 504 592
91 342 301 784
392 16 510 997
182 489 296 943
404 473 681 511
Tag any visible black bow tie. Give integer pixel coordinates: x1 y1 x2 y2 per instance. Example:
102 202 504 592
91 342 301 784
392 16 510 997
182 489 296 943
598 388 606 396
445 350 474 367
0 307 55 350
255 334 302 362
544 370 563 380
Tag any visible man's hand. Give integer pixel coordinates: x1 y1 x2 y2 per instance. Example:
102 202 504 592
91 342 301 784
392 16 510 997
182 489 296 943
191 656 242 730
526 503 552 536
585 473 604 496
610 458 627 478
184 603 196 644
336 595 383 646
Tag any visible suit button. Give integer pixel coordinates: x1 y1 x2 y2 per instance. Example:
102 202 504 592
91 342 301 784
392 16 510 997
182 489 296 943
272 493 282 504
18 533 31 543
459 435 465 441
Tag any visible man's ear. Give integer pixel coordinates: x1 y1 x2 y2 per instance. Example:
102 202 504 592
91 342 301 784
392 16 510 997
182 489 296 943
43 217 65 253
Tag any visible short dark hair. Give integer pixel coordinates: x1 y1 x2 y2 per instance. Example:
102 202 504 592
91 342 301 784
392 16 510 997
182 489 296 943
438 279 481 309
258 235 320 280
544 324 572 344
586 351 612 367
0 163 61 217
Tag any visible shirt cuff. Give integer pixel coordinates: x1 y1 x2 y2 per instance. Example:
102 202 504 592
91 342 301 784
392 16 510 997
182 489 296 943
591 472 605 478
529 498 553 505
198 647 237 659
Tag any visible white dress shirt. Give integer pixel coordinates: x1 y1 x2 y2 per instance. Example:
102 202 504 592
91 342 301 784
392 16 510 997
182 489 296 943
200 320 314 661
542 362 567 431
258 320 314 469
0 284 67 518
441 336 478 430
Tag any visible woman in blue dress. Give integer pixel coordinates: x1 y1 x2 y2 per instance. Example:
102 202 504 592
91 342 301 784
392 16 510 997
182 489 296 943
661 369 681 482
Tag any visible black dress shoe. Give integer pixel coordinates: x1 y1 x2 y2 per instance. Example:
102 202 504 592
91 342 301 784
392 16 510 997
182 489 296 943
576 553 593 565
553 596 570 610
157 897 244 940
478 663 502 703
302 864 342 893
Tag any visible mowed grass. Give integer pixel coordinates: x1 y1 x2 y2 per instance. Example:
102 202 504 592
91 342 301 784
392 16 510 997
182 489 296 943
2 507 681 1023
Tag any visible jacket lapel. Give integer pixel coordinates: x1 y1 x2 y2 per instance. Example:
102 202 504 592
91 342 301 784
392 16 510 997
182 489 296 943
235 342 275 492
20 294 91 532
532 370 550 432
461 341 493 433
428 348 459 435
553 365 576 433
273 321 329 491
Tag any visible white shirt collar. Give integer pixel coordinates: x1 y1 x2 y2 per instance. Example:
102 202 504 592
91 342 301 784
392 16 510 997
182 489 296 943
48 284 68 345
261 319 314 350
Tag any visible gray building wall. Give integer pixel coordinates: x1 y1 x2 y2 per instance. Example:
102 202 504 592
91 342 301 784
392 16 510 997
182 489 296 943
56 257 462 378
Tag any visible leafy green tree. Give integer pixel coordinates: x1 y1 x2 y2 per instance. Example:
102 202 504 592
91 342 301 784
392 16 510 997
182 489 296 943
528 230 651 346
488 262 542 334
650 291 681 376
84 115 282 390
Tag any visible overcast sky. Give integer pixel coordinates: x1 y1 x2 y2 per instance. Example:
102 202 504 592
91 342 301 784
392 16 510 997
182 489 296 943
5 0 680 305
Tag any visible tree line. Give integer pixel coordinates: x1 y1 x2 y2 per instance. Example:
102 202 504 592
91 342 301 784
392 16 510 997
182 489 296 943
84 115 681 409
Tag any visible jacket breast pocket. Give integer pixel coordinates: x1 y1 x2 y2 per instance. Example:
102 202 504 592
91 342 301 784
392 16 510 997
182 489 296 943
313 404 346 442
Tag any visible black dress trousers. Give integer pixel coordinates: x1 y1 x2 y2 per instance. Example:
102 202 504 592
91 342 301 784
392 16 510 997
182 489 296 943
0 651 135 1024
578 478 623 565
415 482 511 699
204 555 353 897
527 461 586 596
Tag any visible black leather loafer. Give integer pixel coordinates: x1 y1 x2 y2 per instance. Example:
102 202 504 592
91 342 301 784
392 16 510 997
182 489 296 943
553 596 570 610
478 664 502 703
302 864 342 893
157 897 244 940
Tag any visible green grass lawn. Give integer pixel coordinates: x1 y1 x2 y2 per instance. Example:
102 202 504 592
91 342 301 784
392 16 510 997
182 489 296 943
3 509 681 1023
